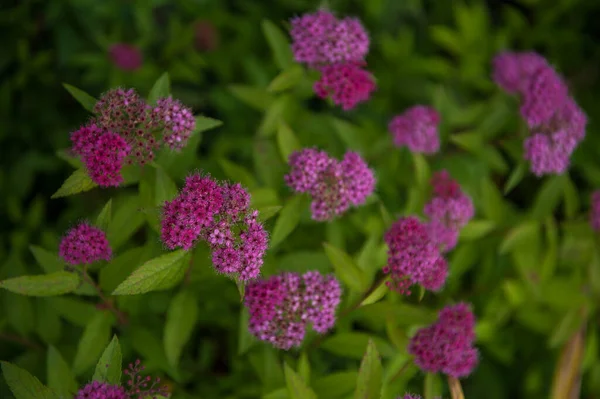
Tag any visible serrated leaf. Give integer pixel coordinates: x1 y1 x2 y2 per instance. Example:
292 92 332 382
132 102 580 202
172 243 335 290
503 162 527 194
51 169 97 199
271 196 304 248
195 115 223 133
164 290 199 368
1 361 59 399
93 335 122 384
354 339 382 399
284 363 317 399
147 72 170 104
29 245 64 273
63 83 97 112
459 220 496 241
268 65 304 93
323 243 368 293
96 199 112 231
276 123 301 162
0 272 79 296
360 278 389 306
154 166 178 206
219 159 258 189
112 249 189 295
73 312 113 375
47 346 78 396
262 20 294 69
258 205 282 222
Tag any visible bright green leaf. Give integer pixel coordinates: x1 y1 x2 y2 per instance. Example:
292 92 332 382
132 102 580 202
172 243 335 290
228 85 274 111
360 278 389 306
73 312 113 375
164 290 199 368
1 361 59 399
51 169 97 199
313 372 358 398
548 308 586 348
284 363 317 399
219 159 258 189
297 352 310 383
47 347 78 397
500 221 540 254
257 205 282 222
459 220 496 241
270 196 304 248
0 272 79 296
323 243 368 293
96 199 112 231
268 65 304 93
261 20 294 69
63 83 97 112
412 153 430 188
112 250 189 295
531 175 565 220
147 72 170 104
195 115 223 133
93 335 122 384
503 163 527 194
154 166 178 206
354 339 383 399
276 123 301 162
424 372 442 399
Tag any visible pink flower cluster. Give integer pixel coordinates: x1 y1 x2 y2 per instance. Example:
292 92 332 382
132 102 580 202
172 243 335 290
424 171 474 252
161 174 268 281
70 88 196 187
591 191 600 231
285 148 376 221
75 381 128 399
492 51 587 176
108 43 143 71
398 395 440 399
388 106 441 154
59 222 112 265
244 271 341 350
290 10 375 110
408 303 479 378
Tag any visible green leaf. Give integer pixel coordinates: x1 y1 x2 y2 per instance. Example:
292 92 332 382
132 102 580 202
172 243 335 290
563 175 580 219
51 169 97 199
106 195 145 250
548 308 586 348
164 290 199 369
238 308 257 355
47 346 78 397
0 272 79 296
313 372 358 398
268 65 304 93
112 249 189 295
531 175 565 220
284 363 317 399
424 372 442 399
459 220 496 241
63 83 97 112
321 333 395 359
96 199 112 231
500 221 540 254
323 243 368 293
297 352 310 383
228 85 274 111
1 361 59 399
195 115 223 133
147 72 170 104
258 205 283 222
73 312 113 375
354 339 382 399
29 245 64 273
271 196 304 248
276 123 301 162
449 131 483 152
413 153 430 188
261 19 294 69
93 335 122 384
154 166 178 206
360 278 389 306
219 159 258 189
503 162 527 194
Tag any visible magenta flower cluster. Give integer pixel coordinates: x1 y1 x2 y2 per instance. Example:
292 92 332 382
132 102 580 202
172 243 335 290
591 191 600 231
290 10 375 110
244 271 341 350
161 173 268 281
75 381 128 399
59 222 112 265
388 106 441 154
408 303 479 378
492 51 587 176
285 148 376 221
70 88 196 187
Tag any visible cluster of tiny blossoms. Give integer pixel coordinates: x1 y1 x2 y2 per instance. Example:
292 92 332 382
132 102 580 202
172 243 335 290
492 51 587 176
285 148 376 221
244 271 341 350
408 303 479 378
70 88 196 187
59 222 112 265
388 105 441 154
398 395 441 399
290 10 375 110
75 360 168 399
161 173 268 281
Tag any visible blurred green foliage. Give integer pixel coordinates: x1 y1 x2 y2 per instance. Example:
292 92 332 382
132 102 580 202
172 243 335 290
2 0 600 398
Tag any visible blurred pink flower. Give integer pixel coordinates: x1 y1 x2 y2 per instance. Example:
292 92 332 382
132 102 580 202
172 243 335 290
108 43 143 71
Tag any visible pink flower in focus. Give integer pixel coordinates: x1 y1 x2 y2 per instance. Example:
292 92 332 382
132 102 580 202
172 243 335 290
314 62 376 110
408 303 479 378
108 43 143 71
244 271 341 350
84 132 131 187
591 191 600 231
152 97 196 151
75 381 127 399
59 222 112 265
70 123 104 158
389 106 440 154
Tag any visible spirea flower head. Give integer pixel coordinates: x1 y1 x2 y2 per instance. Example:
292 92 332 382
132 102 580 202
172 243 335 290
152 96 196 150
389 106 441 154
59 222 112 265
408 302 479 378
521 66 569 128
84 132 131 187
314 62 376 110
108 43 143 71
75 381 128 399
383 216 446 294
590 191 600 231
285 148 376 221
71 123 105 158
290 10 369 66
124 359 169 399
244 271 342 350
492 51 548 94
